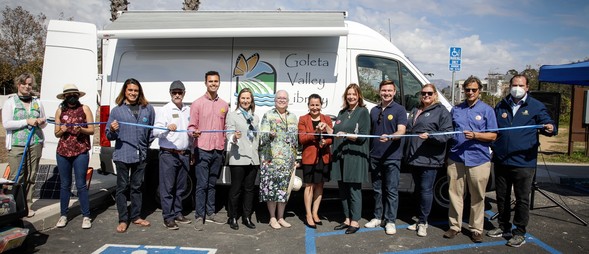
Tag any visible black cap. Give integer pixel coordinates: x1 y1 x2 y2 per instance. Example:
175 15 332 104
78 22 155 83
170 80 185 91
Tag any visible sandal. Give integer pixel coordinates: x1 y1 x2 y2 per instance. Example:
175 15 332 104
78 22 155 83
116 222 128 233
132 219 151 227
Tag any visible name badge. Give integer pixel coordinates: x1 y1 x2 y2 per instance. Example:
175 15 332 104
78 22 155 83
172 114 179 118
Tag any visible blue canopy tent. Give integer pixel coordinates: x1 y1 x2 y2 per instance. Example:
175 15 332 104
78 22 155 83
539 61 589 86
538 60 589 156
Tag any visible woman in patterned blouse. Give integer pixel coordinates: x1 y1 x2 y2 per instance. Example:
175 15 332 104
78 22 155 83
53 84 94 229
258 90 298 229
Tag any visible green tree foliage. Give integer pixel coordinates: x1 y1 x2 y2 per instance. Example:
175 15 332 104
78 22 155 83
0 6 46 94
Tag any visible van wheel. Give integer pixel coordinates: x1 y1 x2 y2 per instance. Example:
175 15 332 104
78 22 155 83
433 175 450 209
154 175 195 210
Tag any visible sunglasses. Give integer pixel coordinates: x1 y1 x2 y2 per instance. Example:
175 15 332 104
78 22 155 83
171 91 184 95
421 91 434 96
464 88 479 93
377 111 383 125
246 119 255 131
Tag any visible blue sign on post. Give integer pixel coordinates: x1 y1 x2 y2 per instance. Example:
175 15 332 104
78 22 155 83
449 47 461 71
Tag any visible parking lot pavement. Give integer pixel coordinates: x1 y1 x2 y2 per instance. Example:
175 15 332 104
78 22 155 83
12 181 589 254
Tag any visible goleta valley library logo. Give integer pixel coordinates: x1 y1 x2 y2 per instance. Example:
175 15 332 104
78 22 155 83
233 53 277 106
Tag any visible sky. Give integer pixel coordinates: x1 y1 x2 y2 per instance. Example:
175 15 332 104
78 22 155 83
5 0 589 82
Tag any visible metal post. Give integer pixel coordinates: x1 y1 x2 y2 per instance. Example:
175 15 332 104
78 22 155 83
451 71 456 105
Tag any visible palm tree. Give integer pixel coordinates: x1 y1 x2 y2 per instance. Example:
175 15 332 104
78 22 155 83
183 0 201 11
110 0 130 21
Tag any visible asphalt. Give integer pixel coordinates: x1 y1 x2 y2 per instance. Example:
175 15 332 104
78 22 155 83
1 152 587 235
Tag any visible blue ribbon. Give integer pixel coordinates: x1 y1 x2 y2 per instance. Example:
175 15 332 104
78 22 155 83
14 126 36 183
46 119 544 138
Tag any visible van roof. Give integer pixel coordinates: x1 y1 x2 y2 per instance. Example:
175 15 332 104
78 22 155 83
99 11 349 39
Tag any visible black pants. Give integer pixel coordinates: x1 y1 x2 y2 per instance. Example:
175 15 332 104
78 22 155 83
227 165 258 219
494 164 534 236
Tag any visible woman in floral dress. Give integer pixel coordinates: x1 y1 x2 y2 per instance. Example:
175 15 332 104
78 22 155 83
259 90 298 229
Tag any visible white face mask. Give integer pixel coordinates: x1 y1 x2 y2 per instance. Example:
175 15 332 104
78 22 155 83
510 86 526 99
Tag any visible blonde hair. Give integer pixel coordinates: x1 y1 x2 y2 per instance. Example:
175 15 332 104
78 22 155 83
419 84 439 108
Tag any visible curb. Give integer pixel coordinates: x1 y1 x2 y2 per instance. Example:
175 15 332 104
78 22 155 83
23 186 115 233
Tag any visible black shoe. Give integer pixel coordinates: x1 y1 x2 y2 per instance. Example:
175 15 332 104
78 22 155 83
228 218 239 230
242 217 256 229
164 220 179 230
175 215 192 224
345 226 359 234
305 220 317 229
334 223 349 230
314 220 323 226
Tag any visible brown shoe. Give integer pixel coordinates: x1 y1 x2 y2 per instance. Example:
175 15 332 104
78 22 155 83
471 231 483 243
443 229 460 239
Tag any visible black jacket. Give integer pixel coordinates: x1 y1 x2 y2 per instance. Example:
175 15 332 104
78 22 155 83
404 103 453 167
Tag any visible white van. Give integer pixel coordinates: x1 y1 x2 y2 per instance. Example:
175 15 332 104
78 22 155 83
39 11 453 208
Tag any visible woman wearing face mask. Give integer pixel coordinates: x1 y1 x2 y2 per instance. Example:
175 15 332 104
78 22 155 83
53 84 94 229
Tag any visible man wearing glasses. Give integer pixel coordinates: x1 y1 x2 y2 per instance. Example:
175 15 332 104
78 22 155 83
365 80 407 235
444 76 497 243
153 80 193 230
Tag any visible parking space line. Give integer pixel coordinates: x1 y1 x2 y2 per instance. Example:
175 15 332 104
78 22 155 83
305 212 562 254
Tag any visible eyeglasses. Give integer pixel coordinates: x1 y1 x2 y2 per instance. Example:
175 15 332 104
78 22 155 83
276 97 288 101
171 91 184 95
421 91 434 96
464 88 479 93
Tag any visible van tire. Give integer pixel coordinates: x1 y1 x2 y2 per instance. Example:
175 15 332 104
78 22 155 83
153 173 196 211
433 174 450 209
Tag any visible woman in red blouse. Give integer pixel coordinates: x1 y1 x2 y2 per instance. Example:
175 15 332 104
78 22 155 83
53 84 94 229
298 94 333 228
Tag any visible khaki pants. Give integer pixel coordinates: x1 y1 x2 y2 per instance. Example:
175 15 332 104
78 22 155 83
447 159 490 234
7 143 43 206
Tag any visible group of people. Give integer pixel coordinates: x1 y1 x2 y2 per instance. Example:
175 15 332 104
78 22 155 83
2 71 554 248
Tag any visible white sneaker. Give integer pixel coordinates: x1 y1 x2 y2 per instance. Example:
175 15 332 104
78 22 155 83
417 223 428 237
407 223 418 231
82 217 92 229
364 219 382 228
56 216 68 228
385 222 397 235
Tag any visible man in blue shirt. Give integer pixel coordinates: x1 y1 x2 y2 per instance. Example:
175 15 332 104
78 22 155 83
487 75 555 247
106 78 155 233
365 80 407 235
444 76 497 243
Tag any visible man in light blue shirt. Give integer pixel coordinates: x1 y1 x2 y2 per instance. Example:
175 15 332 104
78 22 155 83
444 76 497 243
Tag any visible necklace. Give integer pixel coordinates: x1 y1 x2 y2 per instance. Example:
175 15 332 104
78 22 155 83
347 105 357 119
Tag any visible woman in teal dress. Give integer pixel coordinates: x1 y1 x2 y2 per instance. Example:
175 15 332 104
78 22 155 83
259 90 298 229
325 83 370 234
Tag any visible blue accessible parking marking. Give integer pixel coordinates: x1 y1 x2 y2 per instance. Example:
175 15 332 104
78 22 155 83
92 244 217 254
304 211 562 254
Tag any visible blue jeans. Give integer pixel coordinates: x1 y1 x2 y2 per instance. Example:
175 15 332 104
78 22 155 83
411 166 439 224
194 149 223 218
56 152 90 217
370 158 400 223
159 151 190 221
115 161 146 222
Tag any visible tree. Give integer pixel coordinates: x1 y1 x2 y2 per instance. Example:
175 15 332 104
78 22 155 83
110 0 130 21
0 6 46 94
183 0 201 11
